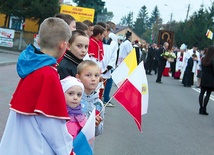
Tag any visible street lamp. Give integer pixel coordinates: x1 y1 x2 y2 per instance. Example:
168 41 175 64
164 4 173 30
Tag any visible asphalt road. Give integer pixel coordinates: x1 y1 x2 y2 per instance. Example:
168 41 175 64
0 51 214 155
94 74 214 155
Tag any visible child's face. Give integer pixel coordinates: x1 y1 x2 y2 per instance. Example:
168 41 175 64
69 20 76 31
65 85 82 108
67 36 89 60
98 32 105 41
88 26 94 37
76 66 100 95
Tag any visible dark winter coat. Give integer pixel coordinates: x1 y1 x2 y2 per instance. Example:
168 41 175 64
200 59 214 90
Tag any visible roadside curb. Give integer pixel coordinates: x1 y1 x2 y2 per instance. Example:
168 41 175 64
0 49 20 55
0 61 17 67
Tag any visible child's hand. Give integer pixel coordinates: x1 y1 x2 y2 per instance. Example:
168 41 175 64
95 115 102 127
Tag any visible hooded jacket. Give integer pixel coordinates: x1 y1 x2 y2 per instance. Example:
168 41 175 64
10 44 69 119
81 91 104 136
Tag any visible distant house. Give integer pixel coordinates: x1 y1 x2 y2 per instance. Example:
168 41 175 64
114 25 142 43
0 14 39 32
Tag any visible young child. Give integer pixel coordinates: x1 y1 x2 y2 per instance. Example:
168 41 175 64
88 25 106 68
55 13 76 31
83 19 94 37
76 60 104 136
76 21 89 34
101 24 118 106
182 53 198 87
58 30 89 79
55 13 76 64
60 76 87 139
0 17 73 155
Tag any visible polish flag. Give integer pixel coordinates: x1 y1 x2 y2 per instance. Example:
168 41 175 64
113 61 149 132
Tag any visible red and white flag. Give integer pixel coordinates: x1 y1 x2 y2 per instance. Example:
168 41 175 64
113 61 149 132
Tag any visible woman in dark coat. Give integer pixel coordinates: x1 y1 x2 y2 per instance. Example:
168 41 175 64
198 45 214 115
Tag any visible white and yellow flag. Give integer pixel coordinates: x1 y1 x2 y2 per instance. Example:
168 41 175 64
206 29 213 40
112 48 137 87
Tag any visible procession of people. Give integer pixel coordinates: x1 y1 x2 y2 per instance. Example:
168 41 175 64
0 9 214 155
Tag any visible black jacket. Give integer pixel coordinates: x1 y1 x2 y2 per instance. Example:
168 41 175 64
57 50 83 79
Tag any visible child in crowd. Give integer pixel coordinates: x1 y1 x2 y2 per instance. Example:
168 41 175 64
60 76 87 139
88 24 106 99
76 60 104 136
76 21 89 34
101 24 118 106
83 19 94 37
0 17 73 154
117 30 133 66
58 30 89 79
88 25 106 68
182 53 198 87
55 13 76 64
55 13 76 31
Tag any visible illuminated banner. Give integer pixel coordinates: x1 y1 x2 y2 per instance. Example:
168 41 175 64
60 4 95 22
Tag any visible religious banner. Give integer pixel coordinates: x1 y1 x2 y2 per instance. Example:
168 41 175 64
158 30 174 50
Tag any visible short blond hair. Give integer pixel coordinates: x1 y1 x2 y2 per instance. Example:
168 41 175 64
77 60 99 75
39 17 71 49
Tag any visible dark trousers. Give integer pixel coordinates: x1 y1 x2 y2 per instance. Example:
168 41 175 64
156 62 166 82
152 60 158 74
103 77 113 102
146 59 153 74
170 62 176 77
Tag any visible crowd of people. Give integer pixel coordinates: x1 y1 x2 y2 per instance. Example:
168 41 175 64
0 12 213 155
142 41 214 115
0 13 121 155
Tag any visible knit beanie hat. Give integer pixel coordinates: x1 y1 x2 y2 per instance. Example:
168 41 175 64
60 76 84 93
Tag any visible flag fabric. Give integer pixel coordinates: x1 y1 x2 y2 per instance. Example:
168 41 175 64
206 29 213 40
206 29 209 36
113 61 149 132
73 108 95 155
140 61 149 115
112 48 137 87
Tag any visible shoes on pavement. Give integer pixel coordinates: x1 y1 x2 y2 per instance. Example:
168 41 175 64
156 81 162 84
104 102 115 107
199 108 209 115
